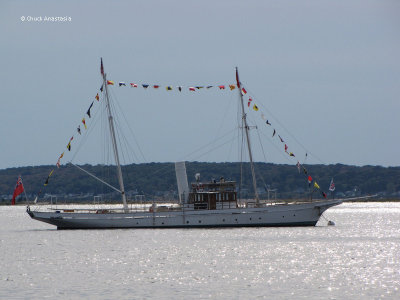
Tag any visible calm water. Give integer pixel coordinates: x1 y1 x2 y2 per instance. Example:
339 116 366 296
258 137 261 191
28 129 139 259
1 203 399 299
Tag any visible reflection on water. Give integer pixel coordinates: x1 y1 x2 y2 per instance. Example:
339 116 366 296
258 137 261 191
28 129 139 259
1 203 399 299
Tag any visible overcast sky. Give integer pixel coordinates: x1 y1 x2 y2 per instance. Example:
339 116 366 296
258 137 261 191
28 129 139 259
1 0 399 169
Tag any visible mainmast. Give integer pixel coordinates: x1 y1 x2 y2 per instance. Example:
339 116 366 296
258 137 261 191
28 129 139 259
236 67 260 205
101 58 129 212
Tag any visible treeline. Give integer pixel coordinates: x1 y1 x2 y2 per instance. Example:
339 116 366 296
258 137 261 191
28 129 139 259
1 162 399 202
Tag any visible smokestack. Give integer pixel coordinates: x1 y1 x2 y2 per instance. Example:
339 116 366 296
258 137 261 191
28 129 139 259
175 161 189 204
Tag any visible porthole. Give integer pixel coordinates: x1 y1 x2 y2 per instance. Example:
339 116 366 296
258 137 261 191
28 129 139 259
250 218 252 221
259 217 261 220
222 219 225 222
198 220 201 223
186 221 189 224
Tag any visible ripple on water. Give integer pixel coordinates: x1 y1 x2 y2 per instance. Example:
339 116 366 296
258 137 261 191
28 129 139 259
0 203 399 299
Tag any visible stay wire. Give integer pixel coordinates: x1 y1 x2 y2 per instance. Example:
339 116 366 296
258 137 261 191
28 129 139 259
243 85 327 165
110 87 147 163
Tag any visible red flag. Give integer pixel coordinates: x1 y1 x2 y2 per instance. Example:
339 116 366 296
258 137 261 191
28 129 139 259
218 85 225 90
12 176 24 205
189 87 196 91
100 58 104 75
284 144 288 152
241 88 247 95
308 175 312 183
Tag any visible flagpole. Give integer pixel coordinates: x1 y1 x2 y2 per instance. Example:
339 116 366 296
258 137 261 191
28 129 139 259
101 58 129 213
236 67 260 205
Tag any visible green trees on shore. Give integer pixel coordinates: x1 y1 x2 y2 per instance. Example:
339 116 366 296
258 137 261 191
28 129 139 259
1 162 399 203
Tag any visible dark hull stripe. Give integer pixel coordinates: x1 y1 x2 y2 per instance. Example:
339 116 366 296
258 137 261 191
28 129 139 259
52 221 318 230
56 222 317 230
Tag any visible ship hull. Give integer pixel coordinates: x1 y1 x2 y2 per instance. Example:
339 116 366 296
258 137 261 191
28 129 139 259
27 199 342 230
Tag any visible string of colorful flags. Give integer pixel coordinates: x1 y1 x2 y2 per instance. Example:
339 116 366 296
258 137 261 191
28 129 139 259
105 80 239 92
40 80 237 190
239 84 331 199
38 62 333 199
38 90 102 195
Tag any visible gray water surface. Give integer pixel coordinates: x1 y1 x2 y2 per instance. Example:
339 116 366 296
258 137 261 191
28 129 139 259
1 203 399 299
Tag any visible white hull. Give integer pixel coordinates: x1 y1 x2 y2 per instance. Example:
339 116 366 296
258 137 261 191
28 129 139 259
27 199 341 229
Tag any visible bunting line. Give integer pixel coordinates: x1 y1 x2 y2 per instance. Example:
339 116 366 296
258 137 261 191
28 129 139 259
239 82 331 198
42 63 332 199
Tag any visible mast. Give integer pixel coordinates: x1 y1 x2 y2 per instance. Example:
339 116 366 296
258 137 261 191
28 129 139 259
102 59 129 212
236 67 260 205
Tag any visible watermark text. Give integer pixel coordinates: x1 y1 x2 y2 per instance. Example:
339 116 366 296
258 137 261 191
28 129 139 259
21 16 72 22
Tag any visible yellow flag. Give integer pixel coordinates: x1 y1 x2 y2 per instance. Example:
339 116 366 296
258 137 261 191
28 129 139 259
229 84 236 90
314 182 320 189
44 169 54 186
82 118 87 129
253 104 259 111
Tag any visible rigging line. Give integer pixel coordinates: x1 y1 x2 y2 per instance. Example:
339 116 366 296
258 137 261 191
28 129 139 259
110 84 147 163
256 126 268 163
111 99 141 164
69 162 121 193
302 152 308 165
210 92 236 154
109 100 128 165
100 103 108 196
189 135 238 161
48 98 102 178
226 123 239 162
113 100 140 164
186 133 237 161
110 103 139 195
107 92 176 187
107 92 138 164
254 129 269 192
243 86 327 164
239 99 245 200
69 103 104 163
243 96 301 165
182 128 238 161
258 129 293 164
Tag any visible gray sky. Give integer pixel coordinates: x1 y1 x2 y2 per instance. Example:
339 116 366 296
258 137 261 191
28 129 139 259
1 0 399 169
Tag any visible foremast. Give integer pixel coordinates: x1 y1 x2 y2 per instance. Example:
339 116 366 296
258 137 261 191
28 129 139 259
236 67 260 205
102 59 129 212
